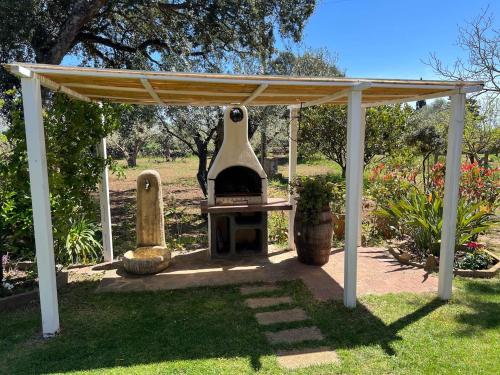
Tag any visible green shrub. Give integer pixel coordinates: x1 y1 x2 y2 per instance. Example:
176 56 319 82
0 90 120 264
456 250 495 270
290 176 336 224
62 218 102 264
377 191 497 255
269 212 288 245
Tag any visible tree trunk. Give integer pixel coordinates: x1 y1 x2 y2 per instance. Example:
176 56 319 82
422 155 427 190
341 166 346 178
468 153 475 164
482 153 489 167
197 148 208 197
207 117 224 173
34 0 107 65
260 121 267 165
0 249 3 284
127 153 137 167
164 144 171 162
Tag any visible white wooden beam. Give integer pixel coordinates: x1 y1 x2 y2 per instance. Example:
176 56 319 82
358 108 366 246
98 137 113 262
288 107 299 250
140 78 164 105
242 84 269 105
292 82 372 109
438 93 466 300
344 89 364 308
11 65 92 102
459 85 484 94
17 65 480 91
21 77 60 337
362 89 461 107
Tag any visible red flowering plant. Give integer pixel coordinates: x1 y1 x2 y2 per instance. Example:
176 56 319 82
429 162 499 210
373 160 498 256
368 162 416 208
460 162 499 209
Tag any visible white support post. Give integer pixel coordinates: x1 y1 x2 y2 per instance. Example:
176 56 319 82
358 108 366 246
288 107 299 250
344 89 364 308
98 137 113 262
21 77 60 337
438 93 466 300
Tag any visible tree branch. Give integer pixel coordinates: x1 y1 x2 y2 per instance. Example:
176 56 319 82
41 0 107 64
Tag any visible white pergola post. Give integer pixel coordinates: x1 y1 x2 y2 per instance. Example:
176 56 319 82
288 107 299 250
344 89 364 308
438 93 466 300
98 137 113 262
358 108 366 246
21 77 60 337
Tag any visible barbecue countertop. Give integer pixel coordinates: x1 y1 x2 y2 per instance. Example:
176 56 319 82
200 198 292 214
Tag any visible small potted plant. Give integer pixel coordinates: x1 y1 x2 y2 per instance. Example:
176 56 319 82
290 176 336 265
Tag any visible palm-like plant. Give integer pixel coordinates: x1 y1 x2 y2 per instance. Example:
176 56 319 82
378 190 497 255
63 219 102 264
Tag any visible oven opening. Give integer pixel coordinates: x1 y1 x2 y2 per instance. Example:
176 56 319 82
214 166 262 197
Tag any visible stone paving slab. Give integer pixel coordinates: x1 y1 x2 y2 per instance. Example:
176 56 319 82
255 308 308 325
240 285 279 296
98 246 439 300
265 326 324 344
276 346 339 369
245 296 293 309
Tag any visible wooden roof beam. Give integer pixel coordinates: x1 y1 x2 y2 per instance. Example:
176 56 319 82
140 78 164 105
362 84 483 107
7 65 92 102
292 82 372 109
242 84 268 105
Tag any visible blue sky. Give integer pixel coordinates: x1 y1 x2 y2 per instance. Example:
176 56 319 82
291 0 498 79
62 0 498 80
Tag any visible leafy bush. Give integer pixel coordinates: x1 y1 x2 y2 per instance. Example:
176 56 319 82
325 179 345 214
269 212 288 245
456 249 495 270
0 90 120 264
290 176 336 224
378 190 497 255
368 162 415 208
62 218 102 264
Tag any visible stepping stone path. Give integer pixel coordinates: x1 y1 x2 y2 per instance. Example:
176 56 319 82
265 326 324 344
255 307 308 326
277 347 339 369
244 296 292 309
240 283 340 370
240 285 279 295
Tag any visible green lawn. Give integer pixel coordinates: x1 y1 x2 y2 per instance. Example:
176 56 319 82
1 277 499 374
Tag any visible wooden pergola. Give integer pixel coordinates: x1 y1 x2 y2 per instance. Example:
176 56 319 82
4 63 483 337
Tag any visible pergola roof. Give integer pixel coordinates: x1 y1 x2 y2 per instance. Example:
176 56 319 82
4 63 483 108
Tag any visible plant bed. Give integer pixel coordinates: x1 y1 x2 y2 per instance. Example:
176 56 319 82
386 240 500 278
0 266 68 312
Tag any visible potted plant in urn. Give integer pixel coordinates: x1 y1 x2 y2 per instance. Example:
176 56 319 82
291 176 336 265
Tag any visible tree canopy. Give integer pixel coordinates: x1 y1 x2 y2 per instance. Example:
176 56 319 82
0 0 316 92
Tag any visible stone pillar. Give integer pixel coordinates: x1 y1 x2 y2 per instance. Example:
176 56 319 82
136 170 166 247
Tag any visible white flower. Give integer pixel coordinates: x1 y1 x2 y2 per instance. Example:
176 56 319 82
2 282 14 290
